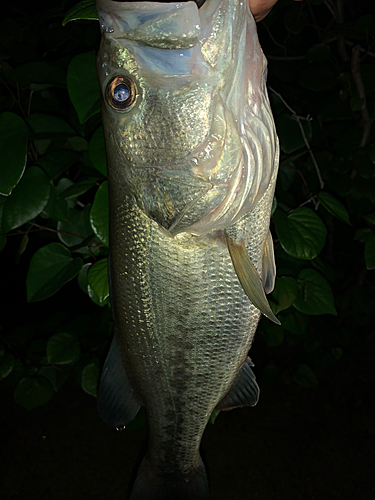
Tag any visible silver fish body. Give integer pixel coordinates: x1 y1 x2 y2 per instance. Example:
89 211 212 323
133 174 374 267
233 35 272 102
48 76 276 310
96 1 279 498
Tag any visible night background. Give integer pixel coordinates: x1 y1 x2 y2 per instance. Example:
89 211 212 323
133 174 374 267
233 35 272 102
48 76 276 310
0 0 374 498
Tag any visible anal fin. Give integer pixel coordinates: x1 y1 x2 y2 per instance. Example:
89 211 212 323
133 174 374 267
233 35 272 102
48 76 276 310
216 357 259 410
97 337 141 429
226 233 280 324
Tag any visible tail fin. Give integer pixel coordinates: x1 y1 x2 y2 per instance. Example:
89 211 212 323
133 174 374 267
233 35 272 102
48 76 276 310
129 456 209 500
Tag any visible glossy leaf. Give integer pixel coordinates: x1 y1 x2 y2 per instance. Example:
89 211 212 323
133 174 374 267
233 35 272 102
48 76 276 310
275 113 312 154
58 178 97 200
274 208 327 260
0 353 15 380
263 323 284 347
269 276 298 314
89 126 107 176
294 269 337 316
299 65 337 91
47 332 81 365
62 0 98 26
90 181 109 247
293 364 317 388
14 377 55 410
88 258 109 306
27 243 83 302
81 361 100 397
318 192 351 225
57 205 94 250
67 51 101 124
364 236 375 270
27 113 75 136
1 166 51 233
279 309 309 335
0 112 29 196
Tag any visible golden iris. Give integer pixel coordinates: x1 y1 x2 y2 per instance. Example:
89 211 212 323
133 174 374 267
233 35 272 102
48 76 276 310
106 76 136 111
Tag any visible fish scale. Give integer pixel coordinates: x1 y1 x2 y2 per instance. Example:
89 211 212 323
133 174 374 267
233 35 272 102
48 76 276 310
96 0 279 497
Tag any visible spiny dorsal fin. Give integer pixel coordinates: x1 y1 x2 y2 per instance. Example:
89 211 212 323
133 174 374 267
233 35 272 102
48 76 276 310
262 229 276 295
216 357 259 410
97 336 141 429
226 234 280 324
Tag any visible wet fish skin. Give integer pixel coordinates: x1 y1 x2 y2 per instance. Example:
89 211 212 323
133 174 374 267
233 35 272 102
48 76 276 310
95 0 279 498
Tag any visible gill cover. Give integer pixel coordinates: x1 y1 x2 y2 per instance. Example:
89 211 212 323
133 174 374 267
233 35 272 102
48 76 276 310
97 0 278 236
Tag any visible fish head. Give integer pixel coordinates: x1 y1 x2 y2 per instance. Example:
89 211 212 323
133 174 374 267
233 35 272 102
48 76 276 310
96 0 278 236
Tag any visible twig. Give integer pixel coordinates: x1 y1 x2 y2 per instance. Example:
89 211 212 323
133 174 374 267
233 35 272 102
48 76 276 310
268 55 306 61
351 45 373 148
269 87 324 192
28 221 87 240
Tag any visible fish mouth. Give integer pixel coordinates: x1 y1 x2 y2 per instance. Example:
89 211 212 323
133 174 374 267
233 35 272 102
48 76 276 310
114 0 207 7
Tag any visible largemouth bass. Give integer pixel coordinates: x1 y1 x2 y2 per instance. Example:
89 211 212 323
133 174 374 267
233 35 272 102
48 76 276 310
95 0 280 498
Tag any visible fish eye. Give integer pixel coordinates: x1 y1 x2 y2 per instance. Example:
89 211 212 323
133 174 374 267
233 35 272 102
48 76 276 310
106 76 137 111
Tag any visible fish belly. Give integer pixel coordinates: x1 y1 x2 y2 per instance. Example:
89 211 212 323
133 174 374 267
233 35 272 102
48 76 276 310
108 165 276 473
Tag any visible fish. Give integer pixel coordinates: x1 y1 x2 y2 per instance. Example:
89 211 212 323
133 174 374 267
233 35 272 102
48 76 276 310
95 0 280 498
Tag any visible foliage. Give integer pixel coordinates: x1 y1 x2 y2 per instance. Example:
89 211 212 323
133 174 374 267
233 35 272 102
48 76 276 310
0 0 374 413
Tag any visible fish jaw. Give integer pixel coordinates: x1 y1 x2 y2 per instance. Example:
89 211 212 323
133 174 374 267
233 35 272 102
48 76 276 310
96 0 278 236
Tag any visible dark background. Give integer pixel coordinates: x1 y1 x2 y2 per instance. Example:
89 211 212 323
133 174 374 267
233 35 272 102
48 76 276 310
1 0 374 499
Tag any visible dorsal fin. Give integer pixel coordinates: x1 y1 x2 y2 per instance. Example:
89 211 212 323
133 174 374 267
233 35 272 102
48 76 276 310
216 357 259 410
226 234 280 324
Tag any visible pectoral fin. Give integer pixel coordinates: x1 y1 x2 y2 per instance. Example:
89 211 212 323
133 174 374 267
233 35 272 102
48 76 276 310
262 229 276 295
216 357 259 410
226 234 280 324
97 336 141 429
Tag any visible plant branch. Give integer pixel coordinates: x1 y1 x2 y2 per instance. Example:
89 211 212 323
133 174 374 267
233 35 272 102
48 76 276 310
269 87 324 192
351 45 373 148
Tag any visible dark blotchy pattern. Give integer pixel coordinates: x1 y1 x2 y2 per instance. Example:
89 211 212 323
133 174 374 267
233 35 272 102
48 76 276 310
108 166 277 473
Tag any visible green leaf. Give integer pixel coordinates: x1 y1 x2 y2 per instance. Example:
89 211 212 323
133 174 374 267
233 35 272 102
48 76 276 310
12 62 66 87
263 323 284 347
62 0 98 26
209 409 221 425
90 181 109 246
276 114 312 154
354 227 373 242
1 166 51 233
88 258 109 306
0 235 7 252
284 6 307 35
57 205 94 250
294 269 337 316
81 361 100 396
38 366 69 392
293 364 317 388
274 208 327 260
89 126 107 176
27 113 75 137
279 309 309 335
364 236 375 270
0 112 29 196
299 65 337 91
58 178 97 200
0 353 15 380
306 44 331 62
26 243 83 302
364 212 375 224
47 332 81 365
67 52 101 124
269 276 298 314
318 192 351 225
37 150 79 180
14 377 55 410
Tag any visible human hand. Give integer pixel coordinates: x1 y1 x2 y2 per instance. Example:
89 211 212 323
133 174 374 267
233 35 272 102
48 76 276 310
249 0 303 23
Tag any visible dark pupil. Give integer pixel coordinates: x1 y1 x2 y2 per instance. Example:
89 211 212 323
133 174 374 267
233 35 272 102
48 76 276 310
113 84 130 102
